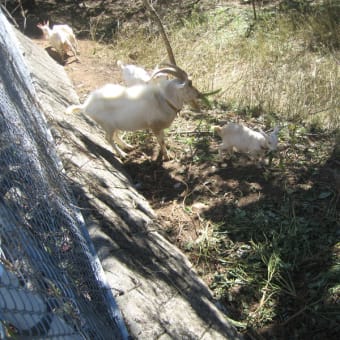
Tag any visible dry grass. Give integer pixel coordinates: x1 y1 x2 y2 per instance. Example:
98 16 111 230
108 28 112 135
110 3 340 131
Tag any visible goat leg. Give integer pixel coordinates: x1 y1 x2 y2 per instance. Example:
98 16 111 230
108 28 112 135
218 145 233 161
113 131 133 150
153 129 169 161
65 38 79 61
105 131 128 158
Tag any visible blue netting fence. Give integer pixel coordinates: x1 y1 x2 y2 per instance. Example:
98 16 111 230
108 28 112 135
0 10 128 339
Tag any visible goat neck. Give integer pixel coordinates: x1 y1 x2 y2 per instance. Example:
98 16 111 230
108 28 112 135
155 79 183 113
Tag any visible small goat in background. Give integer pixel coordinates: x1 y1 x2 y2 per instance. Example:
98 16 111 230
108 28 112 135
117 60 167 86
117 60 151 85
37 21 79 62
214 123 280 165
66 64 203 160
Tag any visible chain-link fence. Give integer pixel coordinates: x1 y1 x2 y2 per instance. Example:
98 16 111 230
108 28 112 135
0 10 128 339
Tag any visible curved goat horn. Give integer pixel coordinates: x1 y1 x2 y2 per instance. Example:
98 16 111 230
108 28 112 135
143 0 177 65
151 63 188 84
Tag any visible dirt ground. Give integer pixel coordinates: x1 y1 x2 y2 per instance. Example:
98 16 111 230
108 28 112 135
9 0 339 338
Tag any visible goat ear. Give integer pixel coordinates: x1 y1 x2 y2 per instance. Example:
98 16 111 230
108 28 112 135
273 126 280 134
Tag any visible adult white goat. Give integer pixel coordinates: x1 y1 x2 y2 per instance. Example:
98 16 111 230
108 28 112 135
214 123 280 165
66 64 202 160
37 21 78 62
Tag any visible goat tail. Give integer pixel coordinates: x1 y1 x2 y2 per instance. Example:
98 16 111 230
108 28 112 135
213 125 222 136
65 104 83 115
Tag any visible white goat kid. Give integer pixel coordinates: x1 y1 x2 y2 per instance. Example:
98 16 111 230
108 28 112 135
214 123 280 165
66 64 202 160
117 60 168 86
117 60 151 85
37 21 78 62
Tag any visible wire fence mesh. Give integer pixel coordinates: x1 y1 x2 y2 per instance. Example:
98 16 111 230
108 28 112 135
0 9 128 339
